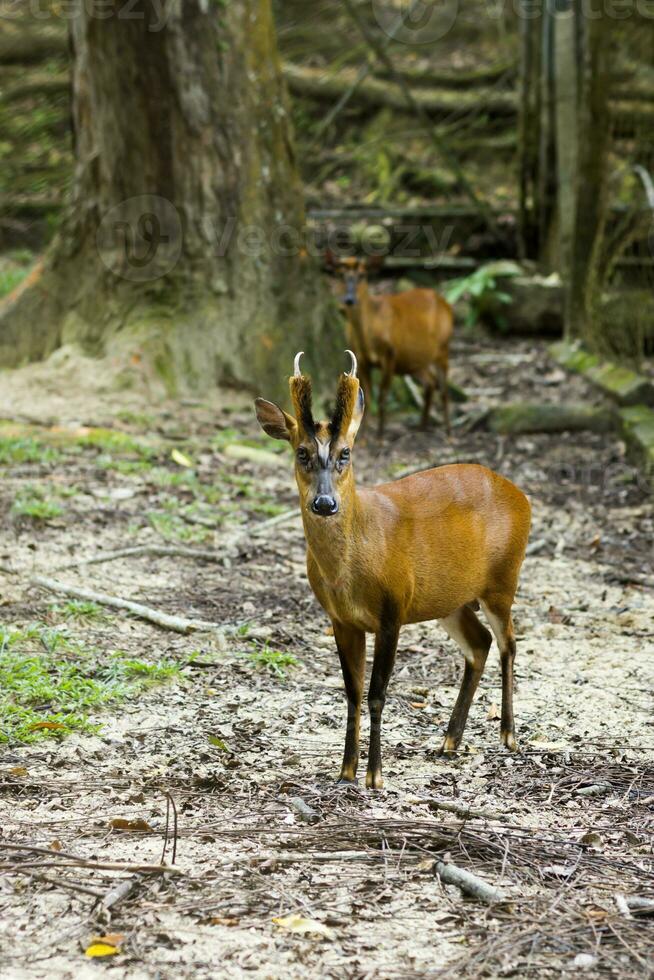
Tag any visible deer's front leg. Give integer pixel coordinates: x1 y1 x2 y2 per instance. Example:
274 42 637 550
333 621 366 783
367 608 400 789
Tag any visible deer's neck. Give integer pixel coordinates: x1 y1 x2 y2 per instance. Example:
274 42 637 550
346 283 373 360
302 479 364 587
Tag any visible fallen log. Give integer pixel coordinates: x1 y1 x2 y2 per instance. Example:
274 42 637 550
1 74 69 103
435 860 505 903
282 62 517 120
372 60 517 89
485 403 618 435
0 30 67 64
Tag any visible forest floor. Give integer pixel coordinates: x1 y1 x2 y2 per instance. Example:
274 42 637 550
0 333 653 979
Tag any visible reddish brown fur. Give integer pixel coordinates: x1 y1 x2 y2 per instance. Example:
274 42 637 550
255 369 531 789
338 258 454 437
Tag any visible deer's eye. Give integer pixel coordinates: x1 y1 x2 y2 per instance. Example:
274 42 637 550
296 447 310 465
339 448 351 464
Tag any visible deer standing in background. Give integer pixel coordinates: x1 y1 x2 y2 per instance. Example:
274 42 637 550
330 256 454 438
255 353 531 789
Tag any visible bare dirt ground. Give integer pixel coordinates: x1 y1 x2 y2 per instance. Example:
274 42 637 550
0 335 653 978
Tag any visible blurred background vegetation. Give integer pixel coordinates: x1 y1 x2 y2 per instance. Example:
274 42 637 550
1 0 653 370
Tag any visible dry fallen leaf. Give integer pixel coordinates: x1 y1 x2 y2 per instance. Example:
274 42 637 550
9 766 28 777
209 917 240 927
108 818 154 832
486 703 500 721
171 448 193 468
85 943 118 958
28 721 67 732
579 831 603 849
272 915 335 939
542 864 575 879
50 840 63 852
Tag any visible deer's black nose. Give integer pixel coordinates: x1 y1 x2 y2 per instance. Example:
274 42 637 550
311 495 338 516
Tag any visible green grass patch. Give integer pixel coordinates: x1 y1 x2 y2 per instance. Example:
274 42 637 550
147 509 214 544
213 427 281 453
0 624 181 744
115 410 156 428
0 436 61 467
247 643 299 679
95 454 155 475
12 485 64 521
75 428 156 457
0 265 29 299
51 600 108 623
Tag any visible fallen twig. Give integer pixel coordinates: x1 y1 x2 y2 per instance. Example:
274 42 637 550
250 509 300 537
0 858 182 875
54 544 225 570
625 896 654 916
289 797 321 825
52 510 300 571
31 576 226 635
435 860 505 903
161 791 179 866
102 875 140 911
11 869 105 898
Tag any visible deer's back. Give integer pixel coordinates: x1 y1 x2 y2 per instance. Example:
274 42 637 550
370 289 452 373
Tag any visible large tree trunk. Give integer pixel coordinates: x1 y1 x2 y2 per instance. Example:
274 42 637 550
517 0 557 268
567 10 611 343
553 0 579 337
0 0 339 401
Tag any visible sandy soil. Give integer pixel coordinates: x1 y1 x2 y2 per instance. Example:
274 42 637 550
0 335 652 978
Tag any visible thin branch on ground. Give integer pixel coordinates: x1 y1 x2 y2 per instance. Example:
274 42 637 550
31 575 229 635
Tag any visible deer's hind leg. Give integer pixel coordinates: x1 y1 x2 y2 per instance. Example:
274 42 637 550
438 605 492 754
435 357 450 436
480 596 518 751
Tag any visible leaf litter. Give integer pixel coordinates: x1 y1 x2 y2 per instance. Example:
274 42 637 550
0 335 652 978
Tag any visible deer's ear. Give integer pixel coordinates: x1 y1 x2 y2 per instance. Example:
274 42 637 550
324 249 338 272
346 386 365 442
254 398 297 442
365 254 385 273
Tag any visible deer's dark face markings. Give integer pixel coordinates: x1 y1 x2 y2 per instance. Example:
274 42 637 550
295 426 353 518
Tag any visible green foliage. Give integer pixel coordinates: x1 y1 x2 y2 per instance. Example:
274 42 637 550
52 600 107 622
147 509 214 544
0 265 30 299
12 485 64 521
247 643 299 679
76 428 155 456
115 409 156 428
0 624 180 744
95 455 154 475
0 436 60 466
444 261 518 328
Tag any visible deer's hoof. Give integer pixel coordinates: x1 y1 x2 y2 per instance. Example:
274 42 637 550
501 731 518 752
437 736 459 757
365 769 384 790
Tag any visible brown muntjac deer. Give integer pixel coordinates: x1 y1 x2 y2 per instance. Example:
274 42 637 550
255 352 532 789
330 256 454 438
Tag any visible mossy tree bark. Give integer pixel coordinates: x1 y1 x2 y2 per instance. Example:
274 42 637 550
567 10 611 345
0 0 340 401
